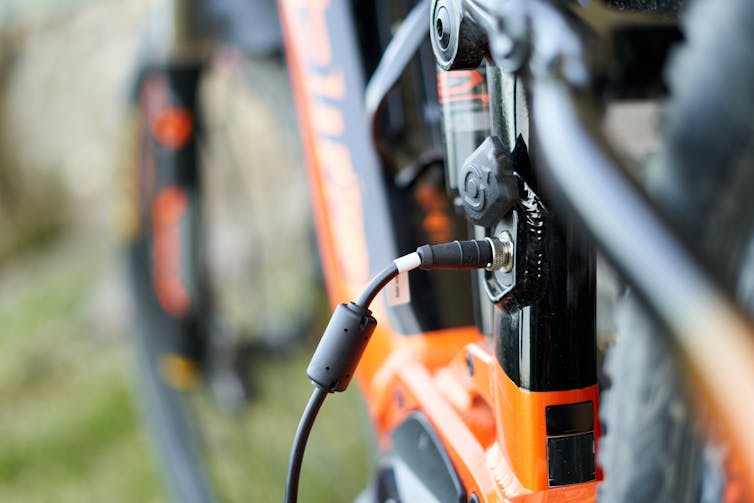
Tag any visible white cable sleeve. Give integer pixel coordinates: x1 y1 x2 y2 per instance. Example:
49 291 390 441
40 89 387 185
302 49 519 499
393 252 421 273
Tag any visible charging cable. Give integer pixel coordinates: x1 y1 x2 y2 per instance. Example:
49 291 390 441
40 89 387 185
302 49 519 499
285 238 509 503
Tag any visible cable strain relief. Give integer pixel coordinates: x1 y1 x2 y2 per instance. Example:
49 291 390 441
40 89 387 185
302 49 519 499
416 244 434 268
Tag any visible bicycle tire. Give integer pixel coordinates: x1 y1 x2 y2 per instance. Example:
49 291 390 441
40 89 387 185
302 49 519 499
599 0 754 500
124 53 319 502
122 54 219 503
129 269 217 503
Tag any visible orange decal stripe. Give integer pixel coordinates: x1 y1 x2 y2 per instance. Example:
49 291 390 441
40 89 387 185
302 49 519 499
152 186 191 316
437 70 489 105
150 107 194 150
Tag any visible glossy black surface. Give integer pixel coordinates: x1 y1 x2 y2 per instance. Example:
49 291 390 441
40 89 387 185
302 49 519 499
546 401 594 436
493 217 597 391
546 432 596 487
487 76 596 392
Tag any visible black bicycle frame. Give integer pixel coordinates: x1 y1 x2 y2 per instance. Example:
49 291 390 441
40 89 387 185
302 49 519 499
437 0 754 475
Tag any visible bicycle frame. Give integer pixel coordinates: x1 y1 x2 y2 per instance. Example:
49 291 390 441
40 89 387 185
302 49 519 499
125 0 754 500
278 0 754 499
280 0 596 499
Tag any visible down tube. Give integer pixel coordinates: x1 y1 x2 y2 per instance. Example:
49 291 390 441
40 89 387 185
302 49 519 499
277 1 419 385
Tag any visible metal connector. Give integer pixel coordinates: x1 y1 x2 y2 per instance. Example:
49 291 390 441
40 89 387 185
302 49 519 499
486 232 513 272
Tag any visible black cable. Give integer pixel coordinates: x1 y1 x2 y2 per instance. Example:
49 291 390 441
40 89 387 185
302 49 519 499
285 239 499 502
284 267 395 503
355 262 399 308
285 385 328 503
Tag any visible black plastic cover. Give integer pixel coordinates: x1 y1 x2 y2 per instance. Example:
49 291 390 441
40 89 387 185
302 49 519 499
546 433 596 487
458 136 520 228
545 401 594 436
391 413 466 503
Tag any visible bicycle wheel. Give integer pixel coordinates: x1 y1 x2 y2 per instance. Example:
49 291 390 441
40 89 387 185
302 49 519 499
599 0 754 500
124 57 218 503
122 52 330 502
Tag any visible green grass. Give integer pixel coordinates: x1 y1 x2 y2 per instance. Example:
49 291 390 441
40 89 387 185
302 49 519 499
195 350 374 502
0 233 374 502
0 237 164 502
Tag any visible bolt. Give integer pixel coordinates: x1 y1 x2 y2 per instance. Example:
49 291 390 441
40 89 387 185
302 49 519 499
468 493 480 503
435 5 451 51
466 352 474 377
394 388 405 409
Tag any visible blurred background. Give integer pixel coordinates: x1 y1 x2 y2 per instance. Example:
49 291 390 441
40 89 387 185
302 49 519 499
0 0 372 501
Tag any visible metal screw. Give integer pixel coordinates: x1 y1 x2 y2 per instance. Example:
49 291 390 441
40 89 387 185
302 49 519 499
466 352 474 377
435 5 451 51
468 493 480 503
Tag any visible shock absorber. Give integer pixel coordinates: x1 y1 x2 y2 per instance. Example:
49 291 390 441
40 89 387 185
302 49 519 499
437 66 490 201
